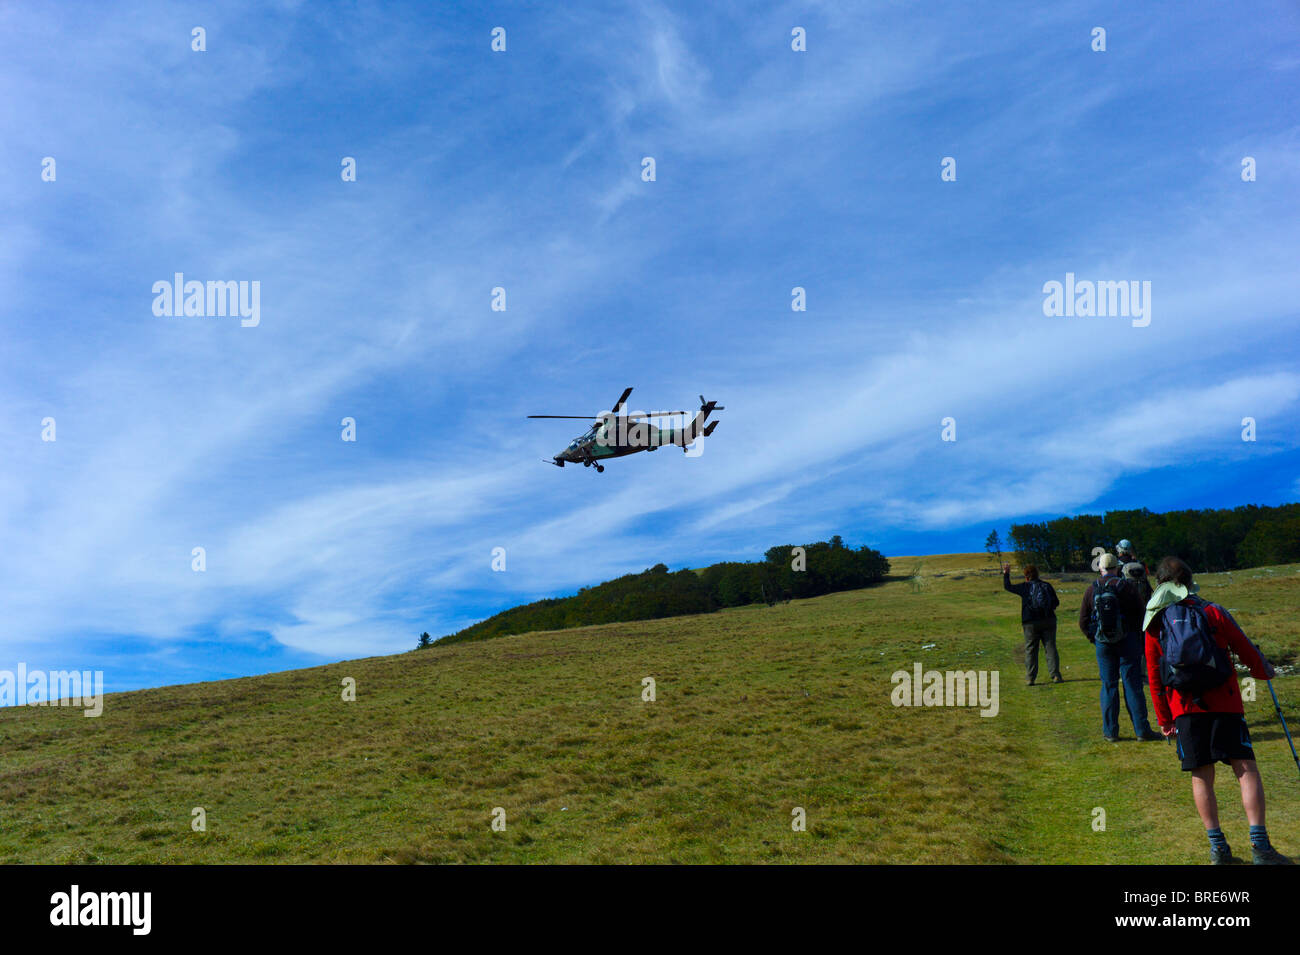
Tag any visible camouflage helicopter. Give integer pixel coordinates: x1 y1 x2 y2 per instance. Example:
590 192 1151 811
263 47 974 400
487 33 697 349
530 387 723 472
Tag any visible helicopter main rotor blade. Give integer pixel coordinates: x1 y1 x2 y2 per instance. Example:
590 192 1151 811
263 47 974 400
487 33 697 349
526 415 601 419
611 387 633 414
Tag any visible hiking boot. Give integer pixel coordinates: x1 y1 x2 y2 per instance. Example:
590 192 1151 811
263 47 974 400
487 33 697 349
1051 675 1064 684
1252 845 1294 865
1026 680 1035 686
1138 730 1164 741
1103 735 1119 743
1211 843 1238 865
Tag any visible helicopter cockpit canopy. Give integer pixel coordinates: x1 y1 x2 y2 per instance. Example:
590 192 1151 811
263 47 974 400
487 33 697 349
568 424 600 451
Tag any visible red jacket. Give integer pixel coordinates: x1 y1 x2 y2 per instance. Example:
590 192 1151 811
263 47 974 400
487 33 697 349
1144 599 1269 726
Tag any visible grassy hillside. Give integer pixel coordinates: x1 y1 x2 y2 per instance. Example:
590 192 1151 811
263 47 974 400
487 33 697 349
2 553 1297 864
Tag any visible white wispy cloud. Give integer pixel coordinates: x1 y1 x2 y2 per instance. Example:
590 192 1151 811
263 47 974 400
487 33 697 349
2 1 1297 686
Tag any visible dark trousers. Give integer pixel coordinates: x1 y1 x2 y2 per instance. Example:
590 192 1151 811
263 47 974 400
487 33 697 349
1022 618 1061 683
1095 632 1153 738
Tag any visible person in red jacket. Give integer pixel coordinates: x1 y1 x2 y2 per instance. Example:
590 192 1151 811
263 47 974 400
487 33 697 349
1144 556 1290 865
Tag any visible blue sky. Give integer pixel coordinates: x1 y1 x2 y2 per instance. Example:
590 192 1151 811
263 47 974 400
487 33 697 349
3 1 1298 694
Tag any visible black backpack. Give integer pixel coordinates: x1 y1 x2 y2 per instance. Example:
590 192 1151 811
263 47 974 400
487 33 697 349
1026 580 1052 619
1092 577 1126 643
1122 561 1153 603
1158 597 1233 707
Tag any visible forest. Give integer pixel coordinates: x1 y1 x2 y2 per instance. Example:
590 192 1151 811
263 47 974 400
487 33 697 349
432 536 890 645
1005 503 1300 573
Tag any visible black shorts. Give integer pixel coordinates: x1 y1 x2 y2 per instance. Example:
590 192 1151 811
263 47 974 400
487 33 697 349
1174 713 1255 771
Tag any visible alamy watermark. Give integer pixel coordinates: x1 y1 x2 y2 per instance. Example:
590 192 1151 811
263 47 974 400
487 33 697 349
591 410 711 450
1042 272 1151 328
891 663 1000 717
0 664 104 716
152 273 260 327
50 885 150 935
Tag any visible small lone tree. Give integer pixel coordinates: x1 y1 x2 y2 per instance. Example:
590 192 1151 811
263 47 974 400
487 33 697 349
984 530 1003 565
417 631 432 649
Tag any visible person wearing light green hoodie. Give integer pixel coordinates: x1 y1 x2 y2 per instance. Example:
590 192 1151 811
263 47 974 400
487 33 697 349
1143 556 1290 865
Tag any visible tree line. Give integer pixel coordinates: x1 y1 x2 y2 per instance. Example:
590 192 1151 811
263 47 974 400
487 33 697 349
1004 503 1300 573
429 536 890 646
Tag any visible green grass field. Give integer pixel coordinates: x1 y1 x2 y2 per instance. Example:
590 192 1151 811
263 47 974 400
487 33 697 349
2 553 1297 864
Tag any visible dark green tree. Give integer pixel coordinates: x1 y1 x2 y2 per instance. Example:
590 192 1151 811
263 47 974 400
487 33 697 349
984 530 1002 564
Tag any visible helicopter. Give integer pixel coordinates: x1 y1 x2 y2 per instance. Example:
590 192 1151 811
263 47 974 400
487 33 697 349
529 387 723 472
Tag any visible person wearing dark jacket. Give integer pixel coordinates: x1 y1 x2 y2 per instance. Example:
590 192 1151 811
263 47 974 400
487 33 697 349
1117 539 1153 604
1079 554 1161 742
1003 563 1061 685
1144 556 1290 865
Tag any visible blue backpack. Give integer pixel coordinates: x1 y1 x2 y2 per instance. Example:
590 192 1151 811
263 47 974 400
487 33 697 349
1158 597 1233 706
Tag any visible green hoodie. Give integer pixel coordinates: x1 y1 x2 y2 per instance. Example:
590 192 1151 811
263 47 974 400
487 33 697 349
1143 580 1200 633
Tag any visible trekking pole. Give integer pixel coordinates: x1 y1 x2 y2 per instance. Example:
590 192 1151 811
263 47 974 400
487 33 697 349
1267 681 1300 781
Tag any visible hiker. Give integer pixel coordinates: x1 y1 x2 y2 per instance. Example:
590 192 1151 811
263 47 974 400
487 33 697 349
1078 554 1162 742
1116 540 1152 683
1117 539 1152 603
1002 562 1061 685
1144 556 1291 865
